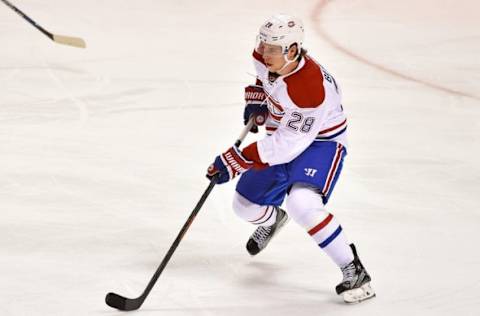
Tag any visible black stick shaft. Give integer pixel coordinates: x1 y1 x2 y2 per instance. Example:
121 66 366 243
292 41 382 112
106 119 254 310
1 0 53 39
138 119 254 300
140 175 217 300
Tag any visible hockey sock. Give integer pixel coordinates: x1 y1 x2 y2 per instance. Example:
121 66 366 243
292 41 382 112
286 184 353 267
233 192 278 226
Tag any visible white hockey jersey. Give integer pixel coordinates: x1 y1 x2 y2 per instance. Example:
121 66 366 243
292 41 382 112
243 50 348 167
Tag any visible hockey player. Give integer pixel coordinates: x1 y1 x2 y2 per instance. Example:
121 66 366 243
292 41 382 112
206 14 375 303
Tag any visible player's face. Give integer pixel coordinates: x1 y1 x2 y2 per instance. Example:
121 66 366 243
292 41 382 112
256 42 286 72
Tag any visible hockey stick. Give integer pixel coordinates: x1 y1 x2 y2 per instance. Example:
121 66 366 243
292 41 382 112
1 0 86 48
105 119 255 311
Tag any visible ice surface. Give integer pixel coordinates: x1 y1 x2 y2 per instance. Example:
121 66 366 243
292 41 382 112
1 0 479 315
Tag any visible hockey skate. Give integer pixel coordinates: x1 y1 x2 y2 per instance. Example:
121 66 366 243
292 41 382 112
246 207 288 256
336 244 375 303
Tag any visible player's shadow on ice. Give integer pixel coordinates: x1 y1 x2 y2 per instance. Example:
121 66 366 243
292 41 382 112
238 261 335 301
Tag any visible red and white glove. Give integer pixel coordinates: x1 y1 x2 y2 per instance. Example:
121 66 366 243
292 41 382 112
244 85 268 133
206 146 254 184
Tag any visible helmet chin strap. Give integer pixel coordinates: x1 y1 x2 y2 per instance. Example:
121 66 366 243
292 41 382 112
276 50 300 75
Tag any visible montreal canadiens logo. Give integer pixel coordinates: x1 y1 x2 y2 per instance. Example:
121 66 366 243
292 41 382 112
288 21 295 27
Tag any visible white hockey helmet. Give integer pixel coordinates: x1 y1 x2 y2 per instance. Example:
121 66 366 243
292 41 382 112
256 14 305 56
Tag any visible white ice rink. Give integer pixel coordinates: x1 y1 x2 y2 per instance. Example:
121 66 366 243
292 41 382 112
1 0 479 315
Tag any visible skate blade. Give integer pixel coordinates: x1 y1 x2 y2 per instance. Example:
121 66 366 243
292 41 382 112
343 283 375 304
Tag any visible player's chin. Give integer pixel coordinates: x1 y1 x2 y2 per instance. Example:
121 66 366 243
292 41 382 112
266 64 277 72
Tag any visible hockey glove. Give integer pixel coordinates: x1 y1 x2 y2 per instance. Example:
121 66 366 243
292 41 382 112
206 146 253 184
244 85 268 133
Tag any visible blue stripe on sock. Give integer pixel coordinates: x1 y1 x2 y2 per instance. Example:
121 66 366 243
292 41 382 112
319 226 342 248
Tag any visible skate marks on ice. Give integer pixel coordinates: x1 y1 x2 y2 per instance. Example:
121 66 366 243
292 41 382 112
310 0 480 100
1 69 242 123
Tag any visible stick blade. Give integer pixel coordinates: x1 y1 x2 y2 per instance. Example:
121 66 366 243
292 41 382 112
105 292 142 311
53 34 86 48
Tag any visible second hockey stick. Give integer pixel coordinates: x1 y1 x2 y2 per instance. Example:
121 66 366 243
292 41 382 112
105 118 255 311
1 0 86 48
